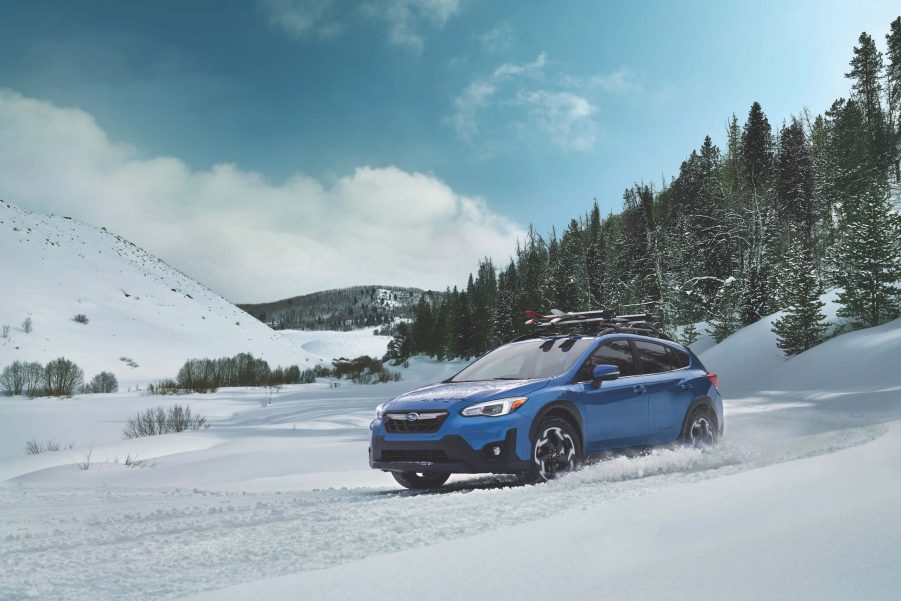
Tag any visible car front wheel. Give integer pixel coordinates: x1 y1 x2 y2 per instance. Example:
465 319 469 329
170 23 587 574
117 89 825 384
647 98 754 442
521 418 581 483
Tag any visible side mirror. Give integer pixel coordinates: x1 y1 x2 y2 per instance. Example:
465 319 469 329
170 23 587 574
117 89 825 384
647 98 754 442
591 364 620 388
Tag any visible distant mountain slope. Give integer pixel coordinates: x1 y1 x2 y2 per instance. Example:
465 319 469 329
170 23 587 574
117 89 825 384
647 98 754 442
0 200 317 385
239 286 443 330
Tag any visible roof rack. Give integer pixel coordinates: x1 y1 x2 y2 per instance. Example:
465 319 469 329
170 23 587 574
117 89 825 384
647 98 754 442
515 308 672 342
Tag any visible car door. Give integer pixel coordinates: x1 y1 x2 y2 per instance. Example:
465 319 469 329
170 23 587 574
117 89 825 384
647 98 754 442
573 338 649 452
632 340 695 444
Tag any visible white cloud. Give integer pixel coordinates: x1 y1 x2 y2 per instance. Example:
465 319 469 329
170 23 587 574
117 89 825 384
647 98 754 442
263 0 343 39
570 67 641 94
263 0 460 50
452 80 497 140
450 53 547 142
517 90 597 152
492 52 546 79
450 52 604 154
479 22 514 53
0 90 523 301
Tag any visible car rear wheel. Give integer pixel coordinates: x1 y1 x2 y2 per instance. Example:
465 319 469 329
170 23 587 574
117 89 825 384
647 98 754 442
520 418 581 484
391 471 451 490
681 406 718 449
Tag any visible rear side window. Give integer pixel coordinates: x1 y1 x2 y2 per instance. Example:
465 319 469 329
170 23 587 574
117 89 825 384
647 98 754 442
668 346 690 369
588 339 636 377
634 340 672 374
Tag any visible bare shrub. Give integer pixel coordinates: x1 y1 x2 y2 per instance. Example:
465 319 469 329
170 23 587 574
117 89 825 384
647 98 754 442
113 453 155 468
44 357 84 396
75 445 93 470
72 314 89 324
24 438 71 454
147 379 179 395
166 405 206 432
23 362 45 397
123 405 206 439
88 371 118 394
1 361 26 396
1 325 9 338
21 317 32 333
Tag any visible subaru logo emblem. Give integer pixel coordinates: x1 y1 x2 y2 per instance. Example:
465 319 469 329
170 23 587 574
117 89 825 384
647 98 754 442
405 412 420 422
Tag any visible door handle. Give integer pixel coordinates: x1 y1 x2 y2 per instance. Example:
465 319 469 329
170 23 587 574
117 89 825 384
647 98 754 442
679 382 693 390
633 384 647 394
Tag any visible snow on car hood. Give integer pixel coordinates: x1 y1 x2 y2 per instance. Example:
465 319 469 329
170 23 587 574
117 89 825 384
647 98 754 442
385 379 549 411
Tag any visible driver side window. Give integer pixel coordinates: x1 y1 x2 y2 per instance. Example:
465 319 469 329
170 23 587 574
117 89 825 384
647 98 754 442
582 339 636 379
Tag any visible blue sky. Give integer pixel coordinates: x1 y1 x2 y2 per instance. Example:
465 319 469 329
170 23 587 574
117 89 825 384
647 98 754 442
0 1 899 300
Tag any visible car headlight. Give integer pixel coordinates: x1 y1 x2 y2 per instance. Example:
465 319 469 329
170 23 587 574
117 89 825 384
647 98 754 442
374 403 386 420
460 397 527 417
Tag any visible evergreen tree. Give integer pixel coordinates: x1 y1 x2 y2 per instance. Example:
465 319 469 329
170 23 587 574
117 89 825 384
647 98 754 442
680 322 700 347
557 218 589 310
846 32 885 130
775 118 814 243
493 261 518 344
846 31 892 174
771 238 828 356
741 102 774 194
707 277 741 343
516 226 548 327
453 291 475 358
739 264 770 325
585 201 607 308
410 296 433 353
809 113 840 268
834 181 901 328
887 17 901 181
544 232 563 309
385 322 411 361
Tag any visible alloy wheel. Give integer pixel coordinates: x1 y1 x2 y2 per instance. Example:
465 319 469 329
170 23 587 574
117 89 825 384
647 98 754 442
534 426 577 480
688 415 715 448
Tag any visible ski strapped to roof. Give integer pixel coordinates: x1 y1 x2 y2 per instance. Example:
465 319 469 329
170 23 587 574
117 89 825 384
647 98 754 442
519 308 671 341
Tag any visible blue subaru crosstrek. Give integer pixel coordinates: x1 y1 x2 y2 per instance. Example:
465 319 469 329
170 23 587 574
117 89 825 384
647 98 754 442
369 313 723 489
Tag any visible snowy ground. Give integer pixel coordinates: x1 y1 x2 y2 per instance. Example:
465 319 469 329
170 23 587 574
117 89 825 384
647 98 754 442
279 328 391 363
2 313 901 600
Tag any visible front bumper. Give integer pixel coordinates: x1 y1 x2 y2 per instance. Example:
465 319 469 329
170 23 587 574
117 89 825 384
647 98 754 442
369 428 531 474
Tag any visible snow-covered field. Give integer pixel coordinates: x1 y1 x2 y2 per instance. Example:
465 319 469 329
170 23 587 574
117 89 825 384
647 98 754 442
279 328 392 363
2 207 899 600
2 309 901 600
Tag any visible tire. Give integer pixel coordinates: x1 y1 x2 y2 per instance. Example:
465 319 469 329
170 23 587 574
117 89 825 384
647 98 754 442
391 471 451 490
680 405 718 449
520 417 582 484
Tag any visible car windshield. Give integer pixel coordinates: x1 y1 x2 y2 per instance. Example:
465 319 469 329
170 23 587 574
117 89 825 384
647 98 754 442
450 337 594 382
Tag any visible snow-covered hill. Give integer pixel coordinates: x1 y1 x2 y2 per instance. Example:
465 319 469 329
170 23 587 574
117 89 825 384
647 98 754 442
696 289 846 393
0 200 320 385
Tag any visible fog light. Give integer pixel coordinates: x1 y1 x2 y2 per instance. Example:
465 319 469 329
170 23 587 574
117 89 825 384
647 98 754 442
491 445 501 456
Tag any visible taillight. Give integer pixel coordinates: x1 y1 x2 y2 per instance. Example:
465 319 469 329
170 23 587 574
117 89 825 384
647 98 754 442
706 373 719 389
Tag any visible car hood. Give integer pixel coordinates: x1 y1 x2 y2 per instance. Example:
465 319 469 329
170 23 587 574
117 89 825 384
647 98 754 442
384 379 549 413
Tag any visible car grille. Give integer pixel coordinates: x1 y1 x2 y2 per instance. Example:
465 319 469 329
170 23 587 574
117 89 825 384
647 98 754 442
381 449 449 462
384 411 448 434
